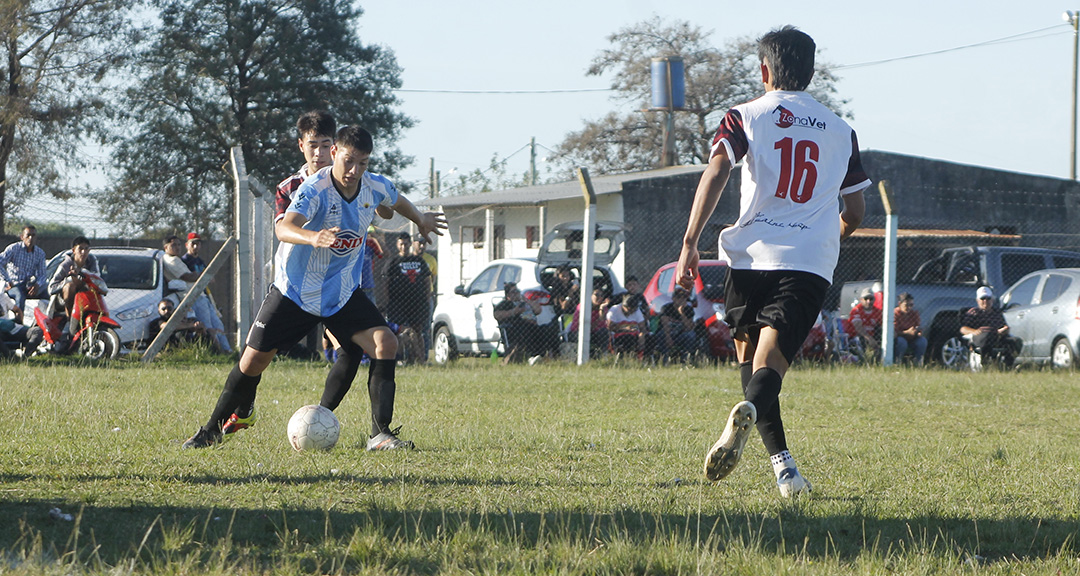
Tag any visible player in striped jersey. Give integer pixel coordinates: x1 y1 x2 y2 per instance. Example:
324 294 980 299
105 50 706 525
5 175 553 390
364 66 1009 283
183 125 447 450
677 26 868 497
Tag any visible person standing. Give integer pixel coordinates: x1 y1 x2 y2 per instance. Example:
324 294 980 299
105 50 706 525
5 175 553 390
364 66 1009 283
676 26 869 497
384 232 432 363
183 125 447 450
411 233 438 357
0 225 47 310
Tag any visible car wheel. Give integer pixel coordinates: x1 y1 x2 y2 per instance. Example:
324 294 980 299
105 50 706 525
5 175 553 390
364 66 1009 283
1051 338 1075 369
939 336 968 370
433 326 457 366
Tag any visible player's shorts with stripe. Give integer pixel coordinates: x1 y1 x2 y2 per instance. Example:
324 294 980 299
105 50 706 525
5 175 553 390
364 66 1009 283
246 286 387 352
723 268 829 363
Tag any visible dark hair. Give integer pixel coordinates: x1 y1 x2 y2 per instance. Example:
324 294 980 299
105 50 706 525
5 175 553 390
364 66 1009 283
22 225 36 234
397 231 411 242
758 25 816 91
335 125 374 154
625 275 639 284
503 281 518 295
71 236 90 248
297 110 336 140
163 235 180 246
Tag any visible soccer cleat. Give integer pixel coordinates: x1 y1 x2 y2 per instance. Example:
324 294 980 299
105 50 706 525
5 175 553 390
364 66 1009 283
704 400 757 481
366 427 415 451
221 409 257 435
181 427 221 449
776 467 812 497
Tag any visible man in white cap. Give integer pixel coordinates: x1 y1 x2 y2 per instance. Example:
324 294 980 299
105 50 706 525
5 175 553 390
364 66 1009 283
960 286 1020 367
848 286 882 357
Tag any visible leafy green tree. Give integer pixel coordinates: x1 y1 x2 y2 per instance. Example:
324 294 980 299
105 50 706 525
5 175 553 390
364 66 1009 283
102 0 413 236
552 17 848 176
0 0 133 233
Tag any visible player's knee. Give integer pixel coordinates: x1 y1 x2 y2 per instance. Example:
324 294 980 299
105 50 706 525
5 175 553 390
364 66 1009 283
373 327 398 358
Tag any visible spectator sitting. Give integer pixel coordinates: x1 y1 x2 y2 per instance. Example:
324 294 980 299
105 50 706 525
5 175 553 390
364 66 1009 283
893 292 927 365
162 235 232 353
847 286 882 359
605 292 652 357
960 286 1021 368
493 282 537 364
570 287 611 355
623 275 652 317
658 285 698 360
47 236 100 334
147 298 211 349
547 264 580 317
0 285 28 357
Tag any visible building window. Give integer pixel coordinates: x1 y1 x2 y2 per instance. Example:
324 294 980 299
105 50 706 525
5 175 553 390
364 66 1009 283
526 226 539 249
462 226 484 248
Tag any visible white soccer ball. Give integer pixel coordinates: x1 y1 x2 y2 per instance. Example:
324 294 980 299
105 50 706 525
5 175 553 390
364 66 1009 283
286 404 340 451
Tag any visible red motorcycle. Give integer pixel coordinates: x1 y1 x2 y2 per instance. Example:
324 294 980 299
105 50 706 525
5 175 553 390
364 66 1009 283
31 270 121 360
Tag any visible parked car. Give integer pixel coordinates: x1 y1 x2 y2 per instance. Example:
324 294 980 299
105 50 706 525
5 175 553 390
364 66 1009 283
23 247 175 348
995 267 1080 369
840 246 1080 367
431 221 625 365
643 260 733 359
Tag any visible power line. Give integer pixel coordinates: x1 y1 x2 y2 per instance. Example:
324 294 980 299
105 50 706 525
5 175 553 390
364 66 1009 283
833 24 1067 70
395 87 611 94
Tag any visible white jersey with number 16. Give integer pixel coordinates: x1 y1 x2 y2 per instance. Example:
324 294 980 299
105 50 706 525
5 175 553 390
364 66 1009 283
711 90 871 281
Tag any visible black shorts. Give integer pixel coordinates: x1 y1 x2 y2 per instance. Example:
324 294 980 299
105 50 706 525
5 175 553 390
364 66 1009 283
724 269 829 363
246 286 388 352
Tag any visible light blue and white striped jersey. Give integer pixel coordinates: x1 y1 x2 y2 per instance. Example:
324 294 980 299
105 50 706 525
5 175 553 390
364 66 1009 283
273 167 398 316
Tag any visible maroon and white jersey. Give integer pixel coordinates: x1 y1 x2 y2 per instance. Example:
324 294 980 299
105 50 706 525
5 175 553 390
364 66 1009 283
710 90 871 281
274 164 314 223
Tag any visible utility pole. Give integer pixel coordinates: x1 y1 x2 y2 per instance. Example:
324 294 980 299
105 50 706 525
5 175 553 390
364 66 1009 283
529 137 537 186
428 157 437 198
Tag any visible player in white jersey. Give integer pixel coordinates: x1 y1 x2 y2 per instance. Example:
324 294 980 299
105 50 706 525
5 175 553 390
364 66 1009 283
677 26 868 497
183 125 447 450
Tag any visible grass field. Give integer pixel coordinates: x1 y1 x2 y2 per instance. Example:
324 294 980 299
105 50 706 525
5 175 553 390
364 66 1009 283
2 355 1079 574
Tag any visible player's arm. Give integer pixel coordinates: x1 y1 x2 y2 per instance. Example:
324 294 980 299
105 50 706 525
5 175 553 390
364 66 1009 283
375 205 394 219
391 194 448 243
678 151 731 290
840 191 865 239
276 212 340 248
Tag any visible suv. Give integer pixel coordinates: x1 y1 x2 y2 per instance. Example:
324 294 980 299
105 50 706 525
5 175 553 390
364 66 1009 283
24 247 172 348
431 221 625 364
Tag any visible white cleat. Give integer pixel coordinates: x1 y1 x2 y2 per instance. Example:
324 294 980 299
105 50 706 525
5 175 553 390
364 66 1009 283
776 467 812 497
704 401 757 481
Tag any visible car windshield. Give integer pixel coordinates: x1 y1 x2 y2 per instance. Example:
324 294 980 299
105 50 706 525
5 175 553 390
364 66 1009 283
98 255 158 290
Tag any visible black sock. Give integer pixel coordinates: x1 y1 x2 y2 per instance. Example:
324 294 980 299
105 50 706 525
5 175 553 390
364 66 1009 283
205 364 261 432
320 342 363 411
368 358 397 436
739 361 753 396
744 367 787 455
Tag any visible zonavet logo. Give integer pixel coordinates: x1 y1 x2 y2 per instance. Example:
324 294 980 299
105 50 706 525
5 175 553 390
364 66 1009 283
772 105 826 130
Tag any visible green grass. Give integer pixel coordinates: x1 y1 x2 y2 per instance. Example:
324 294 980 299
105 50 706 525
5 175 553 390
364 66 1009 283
2 357 1079 574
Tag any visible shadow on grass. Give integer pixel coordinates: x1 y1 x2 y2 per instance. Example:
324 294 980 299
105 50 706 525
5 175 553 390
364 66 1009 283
2 495 1076 570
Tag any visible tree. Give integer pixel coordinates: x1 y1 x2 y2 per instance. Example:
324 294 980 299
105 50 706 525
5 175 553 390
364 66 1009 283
101 0 413 237
552 17 848 176
0 0 133 234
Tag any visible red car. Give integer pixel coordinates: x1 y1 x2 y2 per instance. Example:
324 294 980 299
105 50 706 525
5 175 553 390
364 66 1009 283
643 260 734 359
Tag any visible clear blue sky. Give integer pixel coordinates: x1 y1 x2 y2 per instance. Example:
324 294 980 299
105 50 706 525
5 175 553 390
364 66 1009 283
360 1 1080 191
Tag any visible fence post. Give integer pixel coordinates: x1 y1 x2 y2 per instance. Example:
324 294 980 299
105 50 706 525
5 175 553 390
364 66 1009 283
576 167 598 365
880 180 898 365
230 147 255 348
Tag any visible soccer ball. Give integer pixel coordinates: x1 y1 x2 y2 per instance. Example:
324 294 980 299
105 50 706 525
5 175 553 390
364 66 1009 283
286 404 340 451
